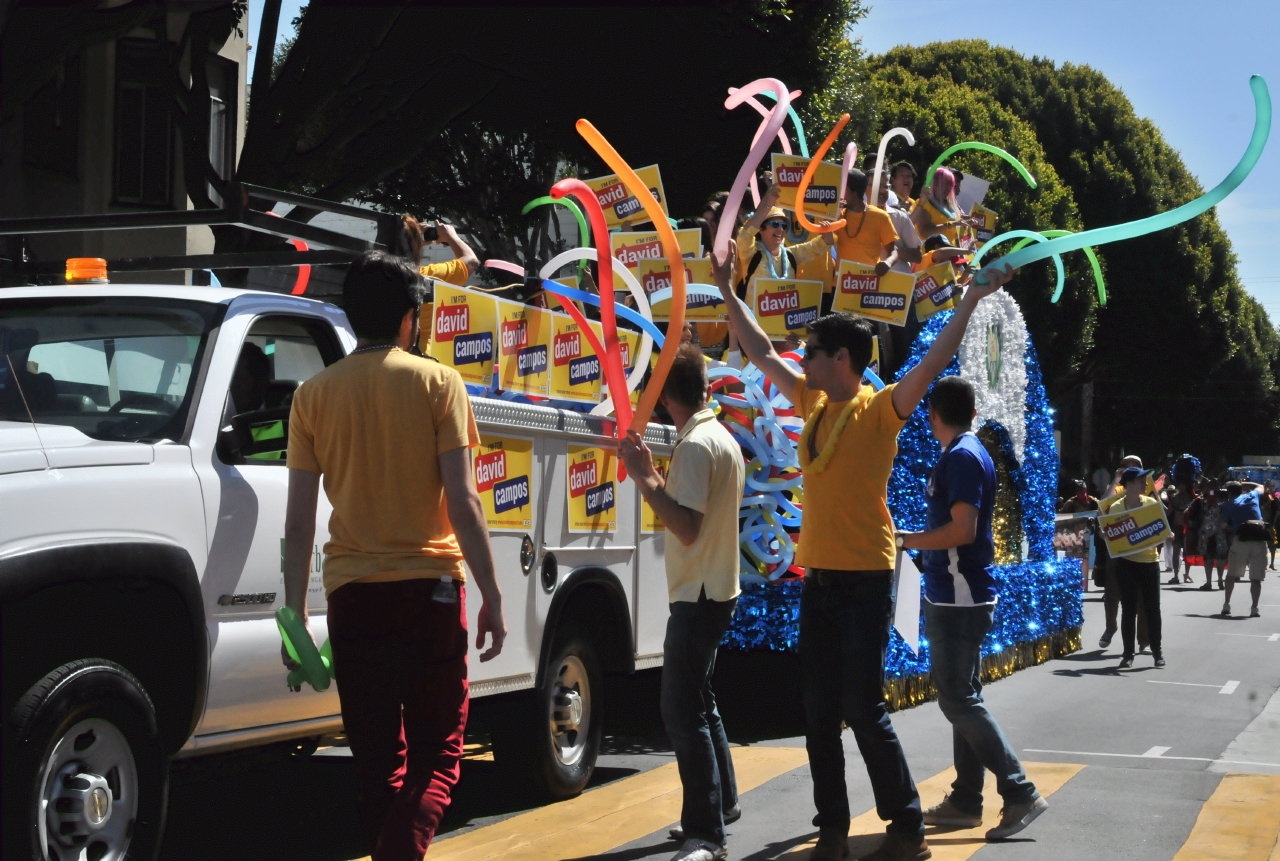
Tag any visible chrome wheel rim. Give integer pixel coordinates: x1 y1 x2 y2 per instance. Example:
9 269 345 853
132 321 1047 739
38 718 138 861
549 655 590 767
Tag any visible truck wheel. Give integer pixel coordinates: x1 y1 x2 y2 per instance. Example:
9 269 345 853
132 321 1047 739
4 660 168 861
491 636 604 800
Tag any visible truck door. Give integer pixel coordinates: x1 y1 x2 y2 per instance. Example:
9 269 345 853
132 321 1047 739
197 315 344 734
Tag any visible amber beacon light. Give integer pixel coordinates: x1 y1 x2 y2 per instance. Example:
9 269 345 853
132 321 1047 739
65 258 109 283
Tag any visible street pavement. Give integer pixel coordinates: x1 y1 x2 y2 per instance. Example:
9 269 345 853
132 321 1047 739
160 575 1280 861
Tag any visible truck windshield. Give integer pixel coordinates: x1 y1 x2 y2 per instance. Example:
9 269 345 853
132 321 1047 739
0 296 223 443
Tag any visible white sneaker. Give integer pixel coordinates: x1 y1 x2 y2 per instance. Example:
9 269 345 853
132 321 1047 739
669 839 728 861
1222 602 1232 616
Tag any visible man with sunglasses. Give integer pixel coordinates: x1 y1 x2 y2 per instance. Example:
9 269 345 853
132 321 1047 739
712 244 1013 861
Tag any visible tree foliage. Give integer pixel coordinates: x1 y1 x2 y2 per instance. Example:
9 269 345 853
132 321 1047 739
859 41 1279 468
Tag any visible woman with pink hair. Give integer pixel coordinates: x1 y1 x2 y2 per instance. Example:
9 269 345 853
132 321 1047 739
912 166 967 246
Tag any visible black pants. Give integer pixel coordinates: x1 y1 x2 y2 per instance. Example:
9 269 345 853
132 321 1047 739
1115 559 1162 658
800 570 924 838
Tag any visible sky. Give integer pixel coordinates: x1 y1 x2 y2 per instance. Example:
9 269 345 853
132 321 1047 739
247 0 1280 323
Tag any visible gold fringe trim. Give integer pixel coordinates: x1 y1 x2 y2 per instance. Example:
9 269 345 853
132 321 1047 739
883 627 1082 713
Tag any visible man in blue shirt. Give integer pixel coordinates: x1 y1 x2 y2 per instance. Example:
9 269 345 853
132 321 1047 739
1219 480 1268 617
899 376 1045 841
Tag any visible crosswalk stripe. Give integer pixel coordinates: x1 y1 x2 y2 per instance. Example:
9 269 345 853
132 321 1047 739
421 745 809 861
1171 773 1280 861
783 761 1085 859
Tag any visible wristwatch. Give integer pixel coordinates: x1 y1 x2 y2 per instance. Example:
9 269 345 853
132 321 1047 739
895 534 906 549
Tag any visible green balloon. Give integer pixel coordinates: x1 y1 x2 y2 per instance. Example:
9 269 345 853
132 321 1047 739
925 142 1038 191
276 606 332 692
972 230 1063 298
977 76 1270 286
523 196 590 277
1009 230 1108 306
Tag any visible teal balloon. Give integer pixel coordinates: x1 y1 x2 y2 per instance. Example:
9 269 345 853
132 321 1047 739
1009 230 1108 306
925 142 1038 190
972 230 1063 298
759 90 810 158
524 196 590 277
976 75 1271 285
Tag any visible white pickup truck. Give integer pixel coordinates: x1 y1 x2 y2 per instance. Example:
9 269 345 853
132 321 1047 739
1 284 676 861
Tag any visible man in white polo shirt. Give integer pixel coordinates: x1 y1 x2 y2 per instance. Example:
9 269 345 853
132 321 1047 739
620 343 747 861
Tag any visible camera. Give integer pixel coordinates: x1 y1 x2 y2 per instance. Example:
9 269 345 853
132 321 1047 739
421 222 439 243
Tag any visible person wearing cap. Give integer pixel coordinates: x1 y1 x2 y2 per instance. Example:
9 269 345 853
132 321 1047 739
1219 479 1268 617
917 234 969 274
1099 455 1149 651
822 168 899 274
1104 467 1165 668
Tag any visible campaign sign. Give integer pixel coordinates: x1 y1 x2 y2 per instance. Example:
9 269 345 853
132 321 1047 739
428 284 497 385
832 261 913 327
913 262 958 321
771 154 843 219
611 228 703 276
495 299 551 395
751 278 824 339
639 258 723 322
584 165 668 229
1099 496 1171 560
549 313 605 403
602 328 643 410
567 445 617 533
641 454 671 533
970 203 999 249
475 435 534 531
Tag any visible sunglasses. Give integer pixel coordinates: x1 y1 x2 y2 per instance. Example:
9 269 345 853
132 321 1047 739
805 342 832 357
762 219 789 230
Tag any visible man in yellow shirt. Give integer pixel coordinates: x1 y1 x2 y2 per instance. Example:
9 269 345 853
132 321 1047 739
712 243 1013 861
824 168 899 276
282 251 506 860
1103 467 1165 669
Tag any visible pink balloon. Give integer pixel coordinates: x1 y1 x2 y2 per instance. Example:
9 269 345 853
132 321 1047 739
839 141 859 205
715 79 792 263
484 259 525 277
729 87 799 206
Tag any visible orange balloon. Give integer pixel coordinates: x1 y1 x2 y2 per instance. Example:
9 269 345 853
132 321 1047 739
793 113 851 235
574 119 686 434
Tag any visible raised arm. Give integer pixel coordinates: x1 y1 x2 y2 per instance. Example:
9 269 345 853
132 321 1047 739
712 239 800 403
892 263 1014 420
440 445 506 662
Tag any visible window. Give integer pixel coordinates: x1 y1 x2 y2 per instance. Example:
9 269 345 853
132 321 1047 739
206 56 237 206
0 297 223 442
22 53 81 180
219 317 341 465
114 39 172 206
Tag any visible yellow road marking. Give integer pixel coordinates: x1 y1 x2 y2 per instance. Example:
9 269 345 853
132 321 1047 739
784 761 1084 859
1172 773 1280 861
423 745 809 861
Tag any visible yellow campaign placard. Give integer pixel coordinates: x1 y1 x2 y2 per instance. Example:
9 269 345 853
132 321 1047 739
771 153 843 219
638 258 724 322
611 228 702 275
750 278 824 340
642 454 671 533
603 328 643 410
868 335 880 375
1099 497 1171 559
474 435 534 531
584 164 668 229
567 444 617 533
832 261 913 327
495 299 551 395
550 313 604 403
428 284 497 386
970 203 998 249
913 262 958 321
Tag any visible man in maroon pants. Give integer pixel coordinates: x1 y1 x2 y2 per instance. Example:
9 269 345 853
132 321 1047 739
282 251 506 860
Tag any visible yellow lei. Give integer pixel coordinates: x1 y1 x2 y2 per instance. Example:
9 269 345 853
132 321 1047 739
798 388 871 474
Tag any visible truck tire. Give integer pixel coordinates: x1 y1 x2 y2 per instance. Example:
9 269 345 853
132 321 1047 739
491 636 604 800
4 660 168 861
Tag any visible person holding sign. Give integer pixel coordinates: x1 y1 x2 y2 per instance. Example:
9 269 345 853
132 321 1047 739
822 168 899 274
897 376 1047 841
711 240 1014 861
1104 467 1165 668
282 252 506 861
618 344 746 861
911 168 977 248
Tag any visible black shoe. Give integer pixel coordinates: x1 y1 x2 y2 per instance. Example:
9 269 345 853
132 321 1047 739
1166 578 1180 585
1199 583 1214 591
668 805 741 841
1154 654 1166 668
856 833 931 861
1119 655 1134 669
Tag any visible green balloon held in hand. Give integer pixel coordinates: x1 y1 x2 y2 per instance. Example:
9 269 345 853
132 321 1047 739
276 606 333 692
975 76 1271 287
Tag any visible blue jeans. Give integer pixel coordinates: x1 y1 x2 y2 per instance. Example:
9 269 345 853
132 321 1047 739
661 593 739 846
923 600 1039 813
800 571 924 838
